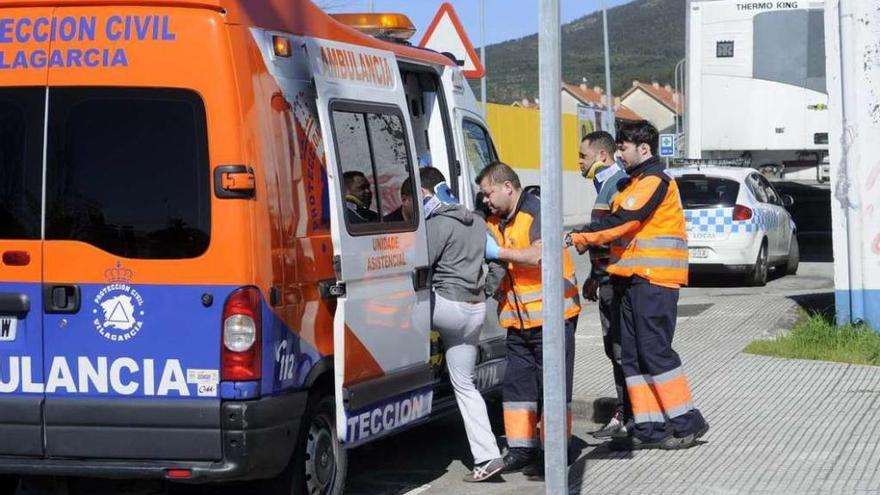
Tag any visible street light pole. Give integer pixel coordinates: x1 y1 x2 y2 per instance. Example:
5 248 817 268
368 0 373 13
601 0 614 136
480 0 487 116
538 0 567 492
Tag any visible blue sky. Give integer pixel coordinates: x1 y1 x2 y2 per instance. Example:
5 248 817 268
320 0 632 46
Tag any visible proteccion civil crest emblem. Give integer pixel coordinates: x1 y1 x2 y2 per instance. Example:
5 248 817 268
92 262 145 342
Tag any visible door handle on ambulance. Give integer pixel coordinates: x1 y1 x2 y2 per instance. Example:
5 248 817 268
43 285 81 314
412 266 431 291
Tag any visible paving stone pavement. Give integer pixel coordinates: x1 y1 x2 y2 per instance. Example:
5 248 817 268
568 289 880 494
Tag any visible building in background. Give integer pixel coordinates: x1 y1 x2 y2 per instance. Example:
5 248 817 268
620 80 682 134
560 81 642 131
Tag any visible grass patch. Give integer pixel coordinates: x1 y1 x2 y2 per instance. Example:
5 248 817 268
745 312 880 366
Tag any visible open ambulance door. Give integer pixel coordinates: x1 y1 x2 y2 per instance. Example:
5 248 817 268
304 37 434 446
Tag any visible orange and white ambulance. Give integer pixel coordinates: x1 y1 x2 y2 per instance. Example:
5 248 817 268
0 1 505 492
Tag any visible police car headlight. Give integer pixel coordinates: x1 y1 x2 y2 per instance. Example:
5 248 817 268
224 315 257 352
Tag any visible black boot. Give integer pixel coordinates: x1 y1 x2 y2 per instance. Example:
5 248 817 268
502 447 536 473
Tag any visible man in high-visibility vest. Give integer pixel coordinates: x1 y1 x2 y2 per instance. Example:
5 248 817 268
480 162 581 475
565 121 709 450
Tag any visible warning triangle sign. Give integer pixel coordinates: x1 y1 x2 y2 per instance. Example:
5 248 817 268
418 3 485 79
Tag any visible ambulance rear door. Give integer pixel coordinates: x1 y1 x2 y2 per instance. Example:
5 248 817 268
304 37 434 445
38 6 239 460
0 6 54 457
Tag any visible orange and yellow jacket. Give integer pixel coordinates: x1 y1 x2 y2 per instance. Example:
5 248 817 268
487 192 581 329
570 157 688 288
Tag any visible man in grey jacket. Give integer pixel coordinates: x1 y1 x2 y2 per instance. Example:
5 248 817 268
418 167 505 483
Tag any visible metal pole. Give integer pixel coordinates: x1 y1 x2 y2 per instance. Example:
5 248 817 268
480 0 487 117
674 58 683 138
538 0 567 493
368 0 373 12
601 0 614 137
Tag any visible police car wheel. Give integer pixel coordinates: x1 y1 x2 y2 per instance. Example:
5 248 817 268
747 242 769 287
301 395 347 495
785 235 800 275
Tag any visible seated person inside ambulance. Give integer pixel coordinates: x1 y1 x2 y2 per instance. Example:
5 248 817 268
343 170 379 223
384 181 413 223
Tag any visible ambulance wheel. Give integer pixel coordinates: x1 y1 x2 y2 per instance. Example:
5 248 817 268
785 235 800 275
747 241 769 287
295 394 347 495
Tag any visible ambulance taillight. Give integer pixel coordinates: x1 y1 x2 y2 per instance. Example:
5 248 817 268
221 287 262 381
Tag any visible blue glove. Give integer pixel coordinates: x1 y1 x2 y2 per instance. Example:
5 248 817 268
485 234 501 260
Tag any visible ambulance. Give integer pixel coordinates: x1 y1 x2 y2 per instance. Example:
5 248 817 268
0 1 506 493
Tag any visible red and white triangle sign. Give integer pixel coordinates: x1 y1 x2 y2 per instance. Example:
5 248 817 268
418 3 485 79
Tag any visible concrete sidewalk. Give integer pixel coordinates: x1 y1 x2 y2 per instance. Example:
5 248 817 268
562 291 880 494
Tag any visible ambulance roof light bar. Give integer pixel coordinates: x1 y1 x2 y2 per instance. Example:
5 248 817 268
331 13 417 41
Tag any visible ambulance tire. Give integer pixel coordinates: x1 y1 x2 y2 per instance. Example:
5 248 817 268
294 394 347 495
785 235 799 275
746 241 769 287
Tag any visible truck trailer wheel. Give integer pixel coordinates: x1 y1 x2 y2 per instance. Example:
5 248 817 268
0 475 18 494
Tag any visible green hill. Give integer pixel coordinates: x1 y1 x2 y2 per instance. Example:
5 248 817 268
472 0 686 103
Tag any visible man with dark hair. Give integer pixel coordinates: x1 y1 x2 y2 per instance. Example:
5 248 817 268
479 162 581 477
577 131 630 439
565 120 708 451
343 170 378 223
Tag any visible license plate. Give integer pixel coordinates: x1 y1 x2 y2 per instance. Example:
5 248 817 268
690 248 710 259
0 316 17 341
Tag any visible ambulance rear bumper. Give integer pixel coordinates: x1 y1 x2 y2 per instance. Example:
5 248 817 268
0 390 308 483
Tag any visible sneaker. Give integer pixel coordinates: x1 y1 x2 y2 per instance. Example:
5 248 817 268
591 412 624 439
501 449 535 473
463 458 505 482
675 419 710 450
522 452 544 478
610 419 631 439
608 434 690 451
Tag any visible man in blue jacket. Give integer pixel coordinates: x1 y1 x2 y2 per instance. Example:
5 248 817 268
577 131 630 438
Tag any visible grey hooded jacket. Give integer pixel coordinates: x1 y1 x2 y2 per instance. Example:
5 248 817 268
426 203 487 303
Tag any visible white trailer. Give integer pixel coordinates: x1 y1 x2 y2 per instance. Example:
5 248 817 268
685 0 829 182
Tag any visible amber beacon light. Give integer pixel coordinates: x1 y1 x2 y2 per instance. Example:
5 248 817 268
273 35 292 57
331 13 417 41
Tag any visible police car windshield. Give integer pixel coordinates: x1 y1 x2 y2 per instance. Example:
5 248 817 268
677 175 740 209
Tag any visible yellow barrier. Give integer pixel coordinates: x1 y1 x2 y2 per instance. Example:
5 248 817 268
485 103 581 172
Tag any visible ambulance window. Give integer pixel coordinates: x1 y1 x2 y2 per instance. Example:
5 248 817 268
331 104 417 234
0 88 43 240
44 88 210 259
462 120 497 179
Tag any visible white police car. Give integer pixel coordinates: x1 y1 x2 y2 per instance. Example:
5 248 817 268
669 166 799 286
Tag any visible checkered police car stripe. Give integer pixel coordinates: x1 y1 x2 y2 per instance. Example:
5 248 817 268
684 207 778 234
